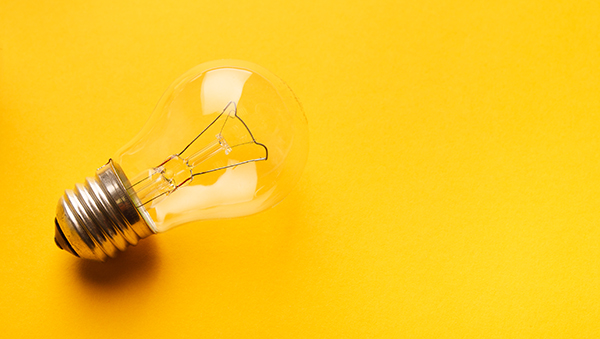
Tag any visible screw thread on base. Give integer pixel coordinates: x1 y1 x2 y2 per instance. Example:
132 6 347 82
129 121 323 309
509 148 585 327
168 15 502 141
54 160 155 261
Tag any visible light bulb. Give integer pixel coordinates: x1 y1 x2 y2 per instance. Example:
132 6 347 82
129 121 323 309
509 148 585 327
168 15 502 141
54 60 309 261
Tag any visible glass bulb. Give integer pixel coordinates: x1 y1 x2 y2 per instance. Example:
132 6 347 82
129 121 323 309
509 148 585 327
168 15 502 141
54 60 308 261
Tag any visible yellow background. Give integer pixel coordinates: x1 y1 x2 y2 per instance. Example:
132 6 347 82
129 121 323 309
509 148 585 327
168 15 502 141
1 0 600 337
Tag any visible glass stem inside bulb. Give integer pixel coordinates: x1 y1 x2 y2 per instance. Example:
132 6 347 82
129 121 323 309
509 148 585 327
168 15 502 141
127 134 232 209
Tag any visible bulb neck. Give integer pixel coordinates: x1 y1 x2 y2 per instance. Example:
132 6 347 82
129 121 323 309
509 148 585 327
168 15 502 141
54 159 156 261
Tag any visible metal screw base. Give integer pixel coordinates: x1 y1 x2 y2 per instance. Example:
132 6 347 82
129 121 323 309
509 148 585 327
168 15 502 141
54 160 155 261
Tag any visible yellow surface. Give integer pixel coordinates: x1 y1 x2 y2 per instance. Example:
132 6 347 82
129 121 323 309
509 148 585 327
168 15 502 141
1 0 600 337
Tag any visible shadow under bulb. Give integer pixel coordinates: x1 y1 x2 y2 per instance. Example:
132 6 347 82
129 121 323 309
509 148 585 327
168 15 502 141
54 60 309 261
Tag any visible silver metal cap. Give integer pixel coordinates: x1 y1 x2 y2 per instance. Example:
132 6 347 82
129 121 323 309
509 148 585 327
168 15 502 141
54 160 155 261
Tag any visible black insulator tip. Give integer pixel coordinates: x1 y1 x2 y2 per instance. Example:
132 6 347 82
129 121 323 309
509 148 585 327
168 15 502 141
54 218 80 257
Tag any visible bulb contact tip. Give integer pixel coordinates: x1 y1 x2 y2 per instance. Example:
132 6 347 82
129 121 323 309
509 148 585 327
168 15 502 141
54 218 79 257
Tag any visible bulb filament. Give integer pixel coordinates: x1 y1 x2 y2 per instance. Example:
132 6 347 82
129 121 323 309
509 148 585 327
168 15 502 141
127 101 268 208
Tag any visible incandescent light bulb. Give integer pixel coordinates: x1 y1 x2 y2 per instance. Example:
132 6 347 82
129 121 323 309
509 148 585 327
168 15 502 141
54 60 309 261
